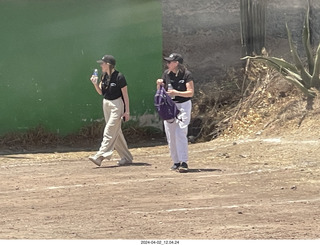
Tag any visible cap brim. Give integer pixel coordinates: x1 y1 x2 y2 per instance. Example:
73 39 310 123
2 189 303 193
163 57 174 61
96 60 104 63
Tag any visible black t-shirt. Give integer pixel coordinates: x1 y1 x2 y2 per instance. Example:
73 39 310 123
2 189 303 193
161 68 193 103
101 70 127 100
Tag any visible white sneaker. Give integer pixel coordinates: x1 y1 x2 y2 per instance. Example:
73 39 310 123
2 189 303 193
117 158 133 166
89 155 103 167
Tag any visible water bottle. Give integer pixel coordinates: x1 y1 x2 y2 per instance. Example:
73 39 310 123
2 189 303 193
93 69 98 77
167 83 175 99
92 69 98 84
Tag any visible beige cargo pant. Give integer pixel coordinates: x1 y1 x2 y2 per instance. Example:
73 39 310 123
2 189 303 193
95 97 133 161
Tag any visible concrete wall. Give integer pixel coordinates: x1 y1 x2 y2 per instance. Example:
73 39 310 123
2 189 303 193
0 0 162 136
161 0 320 83
161 0 240 83
267 0 320 59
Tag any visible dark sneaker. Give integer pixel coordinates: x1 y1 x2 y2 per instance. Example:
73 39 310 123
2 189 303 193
179 162 189 173
170 163 180 171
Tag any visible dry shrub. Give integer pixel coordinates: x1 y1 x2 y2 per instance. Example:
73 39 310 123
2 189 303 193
122 120 164 144
221 59 309 140
191 58 313 142
0 120 164 152
63 121 105 147
190 67 244 141
0 125 61 151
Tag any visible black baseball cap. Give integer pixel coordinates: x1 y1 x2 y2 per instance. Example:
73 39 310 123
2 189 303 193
97 55 116 66
163 53 183 64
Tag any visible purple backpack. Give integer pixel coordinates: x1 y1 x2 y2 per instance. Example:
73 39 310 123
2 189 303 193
154 86 180 122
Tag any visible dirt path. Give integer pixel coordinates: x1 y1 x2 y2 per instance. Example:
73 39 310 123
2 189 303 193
1 137 319 239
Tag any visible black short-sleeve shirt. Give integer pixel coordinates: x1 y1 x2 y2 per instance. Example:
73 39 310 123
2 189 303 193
101 70 127 100
161 69 193 103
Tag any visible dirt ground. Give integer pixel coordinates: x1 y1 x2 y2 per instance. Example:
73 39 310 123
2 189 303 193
1 130 320 240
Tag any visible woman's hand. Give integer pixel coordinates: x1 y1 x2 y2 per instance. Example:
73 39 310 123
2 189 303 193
90 76 102 95
122 112 130 122
156 79 164 89
90 75 98 85
166 89 177 97
156 79 164 86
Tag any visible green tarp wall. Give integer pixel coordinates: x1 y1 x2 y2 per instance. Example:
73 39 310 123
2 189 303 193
0 0 162 136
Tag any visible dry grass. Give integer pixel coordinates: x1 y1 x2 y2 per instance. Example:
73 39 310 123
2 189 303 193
0 121 164 153
219 60 317 140
190 58 318 142
190 67 244 141
0 125 61 150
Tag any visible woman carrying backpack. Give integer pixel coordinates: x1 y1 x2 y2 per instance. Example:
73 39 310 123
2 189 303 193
156 53 194 172
89 54 133 167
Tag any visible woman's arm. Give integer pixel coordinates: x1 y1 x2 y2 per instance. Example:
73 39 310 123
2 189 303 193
121 86 130 121
90 75 102 95
167 80 194 98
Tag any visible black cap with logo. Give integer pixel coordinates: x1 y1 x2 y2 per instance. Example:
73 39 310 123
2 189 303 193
163 53 183 64
97 55 116 66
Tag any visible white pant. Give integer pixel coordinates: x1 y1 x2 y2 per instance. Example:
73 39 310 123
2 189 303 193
164 100 192 163
95 97 133 161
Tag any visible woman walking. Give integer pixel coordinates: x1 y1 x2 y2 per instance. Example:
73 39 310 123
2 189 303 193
156 53 194 172
89 54 133 167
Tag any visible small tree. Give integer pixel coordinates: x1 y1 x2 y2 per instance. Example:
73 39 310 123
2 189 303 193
243 2 320 110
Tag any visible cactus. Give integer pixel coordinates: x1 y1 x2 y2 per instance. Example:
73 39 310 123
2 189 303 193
242 2 319 109
240 0 266 56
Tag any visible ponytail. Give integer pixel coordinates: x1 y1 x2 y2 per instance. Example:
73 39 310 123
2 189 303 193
107 64 114 82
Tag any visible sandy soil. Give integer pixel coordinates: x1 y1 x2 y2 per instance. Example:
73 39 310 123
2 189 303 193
1 134 319 240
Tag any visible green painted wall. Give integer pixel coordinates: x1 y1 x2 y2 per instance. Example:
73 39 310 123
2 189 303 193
0 0 162 136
